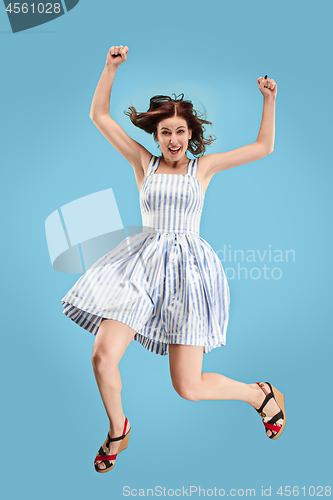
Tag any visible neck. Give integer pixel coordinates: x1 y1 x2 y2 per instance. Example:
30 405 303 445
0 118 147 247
161 153 188 169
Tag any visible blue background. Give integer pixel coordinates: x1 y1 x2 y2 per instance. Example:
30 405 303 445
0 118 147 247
1 0 332 498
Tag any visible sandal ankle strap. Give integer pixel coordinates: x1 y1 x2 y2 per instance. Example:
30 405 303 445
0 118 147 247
255 382 277 415
107 417 129 444
256 391 274 414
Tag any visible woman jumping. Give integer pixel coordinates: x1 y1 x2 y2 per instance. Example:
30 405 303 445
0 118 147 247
61 44 286 473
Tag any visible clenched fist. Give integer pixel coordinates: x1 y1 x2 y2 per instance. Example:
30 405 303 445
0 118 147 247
106 45 129 69
258 76 277 99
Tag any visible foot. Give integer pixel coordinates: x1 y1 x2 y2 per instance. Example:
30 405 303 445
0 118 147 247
95 418 131 471
249 383 283 438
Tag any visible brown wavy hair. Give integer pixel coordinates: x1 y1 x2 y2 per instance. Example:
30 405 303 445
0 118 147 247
124 93 216 156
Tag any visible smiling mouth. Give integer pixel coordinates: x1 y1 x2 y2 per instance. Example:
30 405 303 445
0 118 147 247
169 147 181 155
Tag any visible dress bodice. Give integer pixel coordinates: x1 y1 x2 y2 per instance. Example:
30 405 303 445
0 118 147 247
139 155 205 236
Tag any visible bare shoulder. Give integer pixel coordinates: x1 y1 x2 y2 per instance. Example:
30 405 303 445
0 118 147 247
132 146 154 194
197 154 213 177
131 145 153 176
196 154 216 193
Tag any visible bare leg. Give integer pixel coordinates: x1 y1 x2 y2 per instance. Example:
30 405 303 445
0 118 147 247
91 318 135 470
169 345 282 438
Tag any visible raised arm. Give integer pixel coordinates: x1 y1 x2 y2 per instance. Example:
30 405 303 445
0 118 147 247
89 46 151 176
202 76 277 177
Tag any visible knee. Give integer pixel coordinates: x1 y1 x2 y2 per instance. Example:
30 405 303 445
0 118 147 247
171 380 199 401
91 345 118 376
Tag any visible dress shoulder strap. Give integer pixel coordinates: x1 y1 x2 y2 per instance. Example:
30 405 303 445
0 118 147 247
187 158 199 177
146 155 160 176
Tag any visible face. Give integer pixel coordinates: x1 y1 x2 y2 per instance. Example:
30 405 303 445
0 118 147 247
155 116 192 161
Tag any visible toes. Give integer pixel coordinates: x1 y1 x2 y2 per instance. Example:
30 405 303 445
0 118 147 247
95 461 106 470
266 427 281 439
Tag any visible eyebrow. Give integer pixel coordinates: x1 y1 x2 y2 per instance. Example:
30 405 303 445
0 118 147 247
160 126 186 131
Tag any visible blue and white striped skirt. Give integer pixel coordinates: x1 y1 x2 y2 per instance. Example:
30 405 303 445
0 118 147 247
61 230 230 355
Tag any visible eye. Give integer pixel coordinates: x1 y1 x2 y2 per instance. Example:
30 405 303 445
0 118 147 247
178 130 185 133
162 131 170 135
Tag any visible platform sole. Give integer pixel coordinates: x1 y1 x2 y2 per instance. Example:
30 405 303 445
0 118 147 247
270 385 286 440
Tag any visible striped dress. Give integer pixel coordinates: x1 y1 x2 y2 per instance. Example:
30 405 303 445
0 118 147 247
61 154 230 355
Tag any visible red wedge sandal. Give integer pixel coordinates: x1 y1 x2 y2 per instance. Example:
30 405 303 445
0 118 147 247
255 382 286 440
94 416 131 473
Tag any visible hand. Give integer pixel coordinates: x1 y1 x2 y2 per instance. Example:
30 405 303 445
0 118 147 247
106 45 129 69
257 76 277 99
